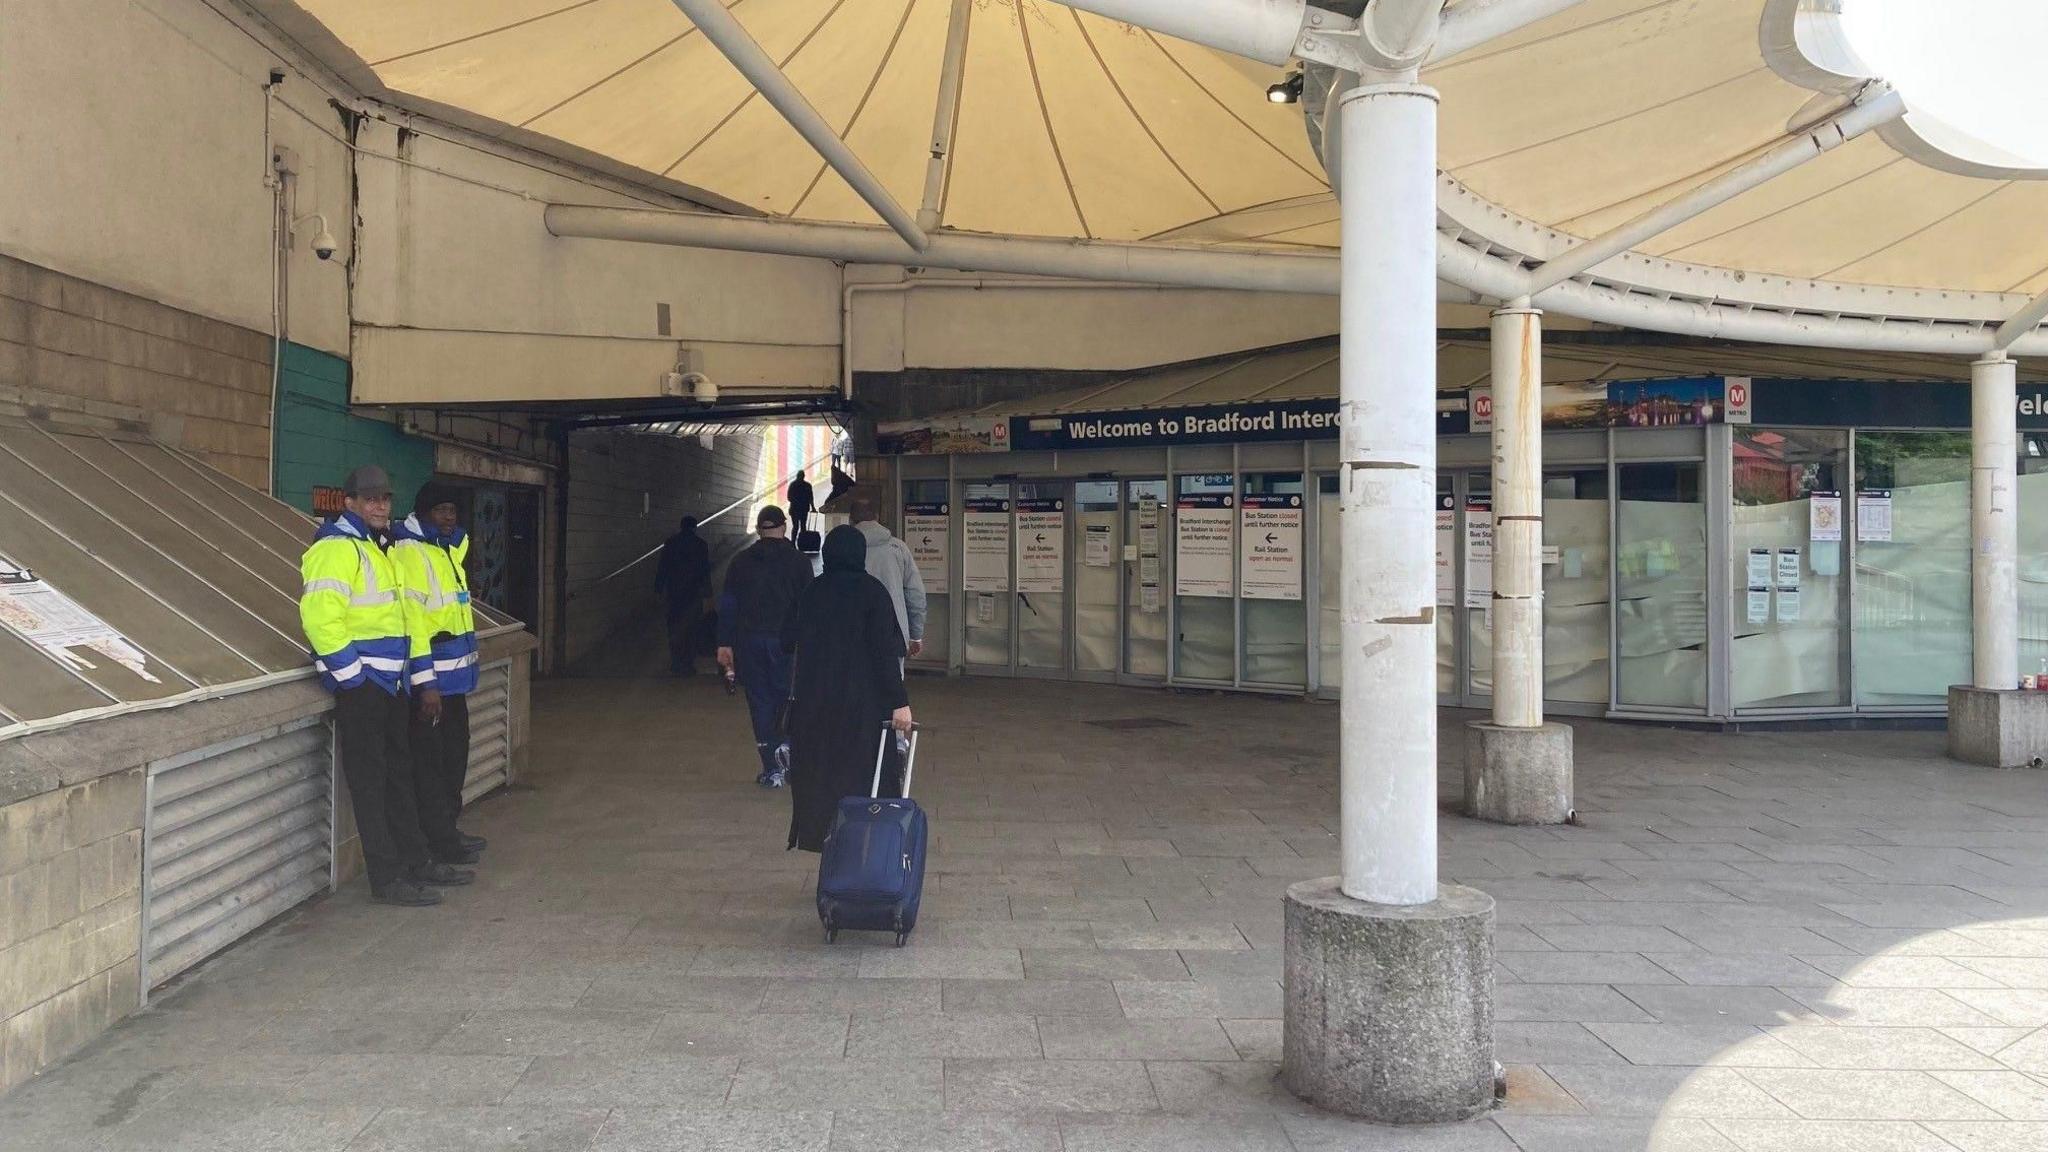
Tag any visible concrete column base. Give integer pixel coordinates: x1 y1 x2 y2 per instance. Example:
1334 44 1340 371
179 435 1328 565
1463 721 1574 825
1282 879 1495 1123
1948 685 2048 769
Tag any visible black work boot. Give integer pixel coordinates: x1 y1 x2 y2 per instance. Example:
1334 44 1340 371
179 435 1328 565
372 878 443 907
410 861 475 887
432 845 482 866
458 831 488 852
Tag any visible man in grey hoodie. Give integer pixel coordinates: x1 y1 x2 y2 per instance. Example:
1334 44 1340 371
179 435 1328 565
849 494 927 658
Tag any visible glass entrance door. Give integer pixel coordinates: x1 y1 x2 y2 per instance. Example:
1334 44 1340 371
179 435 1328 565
1074 481 1120 679
1014 481 1068 674
961 482 1012 672
1240 472 1306 687
1124 479 1168 680
1461 471 1495 707
1730 429 1849 709
1173 473 1236 682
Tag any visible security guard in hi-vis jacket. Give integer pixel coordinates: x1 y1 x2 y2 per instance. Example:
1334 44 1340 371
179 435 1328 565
299 465 473 906
391 482 490 868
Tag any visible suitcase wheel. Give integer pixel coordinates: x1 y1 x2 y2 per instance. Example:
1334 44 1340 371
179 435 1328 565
894 931 907 948
826 929 839 944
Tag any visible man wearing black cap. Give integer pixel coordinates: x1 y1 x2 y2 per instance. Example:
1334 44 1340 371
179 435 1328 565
300 465 474 906
716 505 813 787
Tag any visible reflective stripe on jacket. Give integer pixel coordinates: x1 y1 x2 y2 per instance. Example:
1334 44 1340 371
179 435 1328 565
300 510 428 695
391 514 481 695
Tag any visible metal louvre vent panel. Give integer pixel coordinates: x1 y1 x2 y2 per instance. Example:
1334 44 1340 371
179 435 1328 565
463 661 512 804
141 718 333 997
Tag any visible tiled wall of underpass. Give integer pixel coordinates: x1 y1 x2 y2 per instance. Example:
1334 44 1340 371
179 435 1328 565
564 428 763 670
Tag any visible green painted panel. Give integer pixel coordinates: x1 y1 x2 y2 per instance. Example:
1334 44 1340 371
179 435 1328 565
272 343 434 514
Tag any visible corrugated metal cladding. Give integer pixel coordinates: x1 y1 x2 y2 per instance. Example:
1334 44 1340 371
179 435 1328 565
464 661 513 804
140 718 333 997
0 414 531 1000
0 414 519 729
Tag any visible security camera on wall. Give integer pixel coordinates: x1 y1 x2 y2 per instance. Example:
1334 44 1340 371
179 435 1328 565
292 212 337 260
659 370 716 403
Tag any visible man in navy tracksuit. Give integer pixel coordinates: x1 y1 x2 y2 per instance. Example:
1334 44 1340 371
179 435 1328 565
716 505 813 788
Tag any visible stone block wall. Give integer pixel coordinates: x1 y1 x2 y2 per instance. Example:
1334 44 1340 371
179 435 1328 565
0 771 145 1093
563 428 763 670
0 253 275 489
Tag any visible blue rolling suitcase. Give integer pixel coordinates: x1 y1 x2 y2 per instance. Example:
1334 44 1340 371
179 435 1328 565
817 726 926 946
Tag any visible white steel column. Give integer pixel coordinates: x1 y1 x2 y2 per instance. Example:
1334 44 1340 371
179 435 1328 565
1973 353 2020 690
1338 80 1439 907
1489 303 1543 728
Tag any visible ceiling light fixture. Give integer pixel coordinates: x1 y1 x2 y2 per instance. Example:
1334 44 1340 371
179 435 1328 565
1267 71 1304 104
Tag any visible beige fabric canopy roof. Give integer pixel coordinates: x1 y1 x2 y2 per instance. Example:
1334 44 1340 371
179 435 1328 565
261 0 2048 298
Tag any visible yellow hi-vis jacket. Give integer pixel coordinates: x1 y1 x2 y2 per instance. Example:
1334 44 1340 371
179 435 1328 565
299 510 432 695
390 513 481 694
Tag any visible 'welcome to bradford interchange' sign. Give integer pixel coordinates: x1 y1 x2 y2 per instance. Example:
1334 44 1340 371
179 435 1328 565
880 378 2048 457
1010 401 1340 451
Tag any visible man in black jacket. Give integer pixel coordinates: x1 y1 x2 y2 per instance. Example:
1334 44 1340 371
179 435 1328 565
654 515 711 675
785 471 815 538
716 505 814 787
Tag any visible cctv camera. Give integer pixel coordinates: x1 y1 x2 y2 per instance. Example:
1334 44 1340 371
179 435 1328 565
292 212 337 261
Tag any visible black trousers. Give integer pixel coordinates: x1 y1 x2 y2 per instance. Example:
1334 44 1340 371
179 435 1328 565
410 692 472 859
334 684 429 890
665 599 701 672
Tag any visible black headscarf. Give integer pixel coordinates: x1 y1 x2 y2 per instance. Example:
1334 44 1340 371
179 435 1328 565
821 523 867 577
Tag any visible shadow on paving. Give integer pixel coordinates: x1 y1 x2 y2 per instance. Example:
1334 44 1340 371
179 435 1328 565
6 676 2048 1151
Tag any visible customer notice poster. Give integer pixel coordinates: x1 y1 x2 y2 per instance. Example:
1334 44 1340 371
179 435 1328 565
904 502 950 590
962 496 1010 593
1175 493 1235 597
1015 498 1065 594
1464 493 1494 609
1239 493 1303 600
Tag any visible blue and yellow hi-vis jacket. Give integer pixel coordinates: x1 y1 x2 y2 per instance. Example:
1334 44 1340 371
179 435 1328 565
390 513 481 695
300 510 431 695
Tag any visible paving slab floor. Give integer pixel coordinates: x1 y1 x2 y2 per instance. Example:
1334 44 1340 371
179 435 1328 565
8 675 2048 1151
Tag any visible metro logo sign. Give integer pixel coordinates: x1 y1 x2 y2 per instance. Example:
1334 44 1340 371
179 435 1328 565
1724 376 1752 424
1472 393 1493 422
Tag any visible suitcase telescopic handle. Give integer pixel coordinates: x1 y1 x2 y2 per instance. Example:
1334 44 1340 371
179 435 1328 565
873 723 919 799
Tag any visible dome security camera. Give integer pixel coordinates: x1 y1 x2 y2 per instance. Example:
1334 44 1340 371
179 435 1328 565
293 213 337 261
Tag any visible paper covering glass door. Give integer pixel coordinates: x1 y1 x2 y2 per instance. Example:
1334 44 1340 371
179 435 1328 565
901 479 950 668
1240 472 1305 686
1073 481 1120 677
1462 472 1495 702
1851 432 1971 705
1014 481 1067 672
1616 462 1707 710
1124 479 1169 679
961 482 1012 669
1730 430 1849 709
1173 474 1236 682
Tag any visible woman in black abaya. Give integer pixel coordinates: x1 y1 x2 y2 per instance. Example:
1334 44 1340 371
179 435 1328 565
781 525 914 852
